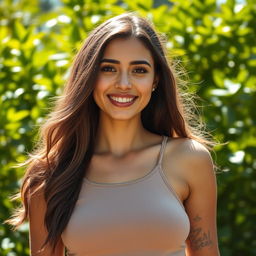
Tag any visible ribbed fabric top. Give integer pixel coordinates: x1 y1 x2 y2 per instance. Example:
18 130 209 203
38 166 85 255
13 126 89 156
62 136 190 256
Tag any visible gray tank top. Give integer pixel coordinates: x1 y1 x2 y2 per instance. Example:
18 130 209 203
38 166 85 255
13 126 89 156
62 136 190 256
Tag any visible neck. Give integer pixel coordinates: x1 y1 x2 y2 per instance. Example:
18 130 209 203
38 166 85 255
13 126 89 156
95 113 150 157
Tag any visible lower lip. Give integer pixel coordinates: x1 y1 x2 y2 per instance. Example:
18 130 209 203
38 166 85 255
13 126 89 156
108 96 137 107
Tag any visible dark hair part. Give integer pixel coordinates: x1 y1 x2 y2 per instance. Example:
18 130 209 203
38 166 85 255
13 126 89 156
7 13 213 252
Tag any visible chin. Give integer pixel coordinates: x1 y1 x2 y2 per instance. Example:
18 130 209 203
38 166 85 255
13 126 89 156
105 111 141 121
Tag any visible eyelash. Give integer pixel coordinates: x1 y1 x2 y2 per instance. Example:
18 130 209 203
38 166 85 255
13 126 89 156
100 66 116 72
132 67 148 74
100 66 148 74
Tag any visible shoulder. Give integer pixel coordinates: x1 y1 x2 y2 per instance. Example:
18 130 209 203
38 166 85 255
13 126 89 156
166 137 212 161
26 176 47 212
165 137 215 188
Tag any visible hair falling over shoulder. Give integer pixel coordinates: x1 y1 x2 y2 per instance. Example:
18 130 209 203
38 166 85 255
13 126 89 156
6 13 214 252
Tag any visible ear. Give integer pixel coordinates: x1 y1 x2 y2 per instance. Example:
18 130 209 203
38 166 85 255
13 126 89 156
153 74 159 88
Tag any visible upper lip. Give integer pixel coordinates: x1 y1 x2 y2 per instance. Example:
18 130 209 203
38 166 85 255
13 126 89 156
108 94 137 98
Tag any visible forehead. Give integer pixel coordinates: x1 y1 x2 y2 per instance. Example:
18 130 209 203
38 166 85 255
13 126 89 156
102 37 154 63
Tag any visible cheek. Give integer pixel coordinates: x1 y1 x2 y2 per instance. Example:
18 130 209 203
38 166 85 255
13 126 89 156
93 77 108 97
136 77 154 94
93 81 105 108
93 76 115 109
94 75 115 93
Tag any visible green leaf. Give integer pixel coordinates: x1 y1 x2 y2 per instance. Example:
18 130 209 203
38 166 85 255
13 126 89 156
13 20 27 41
7 108 30 122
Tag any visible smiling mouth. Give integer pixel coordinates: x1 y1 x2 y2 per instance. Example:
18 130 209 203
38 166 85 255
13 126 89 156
107 94 138 107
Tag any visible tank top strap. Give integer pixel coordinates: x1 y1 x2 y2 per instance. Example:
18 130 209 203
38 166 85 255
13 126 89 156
157 136 168 166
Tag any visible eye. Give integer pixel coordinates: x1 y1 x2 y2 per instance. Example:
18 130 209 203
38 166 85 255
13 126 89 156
132 67 148 74
100 66 116 73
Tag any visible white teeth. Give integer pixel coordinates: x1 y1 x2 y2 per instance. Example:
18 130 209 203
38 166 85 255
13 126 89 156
110 96 135 103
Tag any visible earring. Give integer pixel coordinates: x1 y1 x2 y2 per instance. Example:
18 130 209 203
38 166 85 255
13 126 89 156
152 81 158 92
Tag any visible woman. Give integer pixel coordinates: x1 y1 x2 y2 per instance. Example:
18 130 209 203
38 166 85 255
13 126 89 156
8 13 220 256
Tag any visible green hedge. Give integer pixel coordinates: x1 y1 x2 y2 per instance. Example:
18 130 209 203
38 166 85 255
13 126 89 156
1 0 255 255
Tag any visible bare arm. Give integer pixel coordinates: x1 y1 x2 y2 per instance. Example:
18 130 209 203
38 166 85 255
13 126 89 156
182 141 220 256
28 188 64 256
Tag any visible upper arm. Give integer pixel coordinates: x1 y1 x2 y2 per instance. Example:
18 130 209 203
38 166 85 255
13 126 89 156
180 141 220 256
28 188 64 256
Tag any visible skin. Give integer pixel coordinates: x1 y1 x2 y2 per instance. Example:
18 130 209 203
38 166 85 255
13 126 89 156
29 37 220 255
92 37 158 156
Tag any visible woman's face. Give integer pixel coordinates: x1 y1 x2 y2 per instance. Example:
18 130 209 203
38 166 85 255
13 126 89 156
93 37 156 121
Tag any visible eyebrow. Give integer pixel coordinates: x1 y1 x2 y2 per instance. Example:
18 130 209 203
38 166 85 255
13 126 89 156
100 58 152 67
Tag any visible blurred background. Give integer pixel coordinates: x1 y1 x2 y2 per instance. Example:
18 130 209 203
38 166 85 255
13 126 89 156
0 0 255 255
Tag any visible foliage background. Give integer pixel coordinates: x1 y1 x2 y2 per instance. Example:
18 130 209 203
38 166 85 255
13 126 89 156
0 0 255 255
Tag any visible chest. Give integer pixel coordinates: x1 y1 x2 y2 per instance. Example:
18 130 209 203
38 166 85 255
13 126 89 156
86 149 158 184
62 174 190 255
86 154 189 203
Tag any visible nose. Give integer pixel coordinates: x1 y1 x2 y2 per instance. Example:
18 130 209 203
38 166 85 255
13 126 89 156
116 72 131 90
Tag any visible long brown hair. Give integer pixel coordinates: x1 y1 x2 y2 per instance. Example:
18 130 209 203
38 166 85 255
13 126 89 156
7 13 213 252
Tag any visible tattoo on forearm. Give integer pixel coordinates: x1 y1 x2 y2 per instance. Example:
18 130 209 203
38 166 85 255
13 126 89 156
193 215 202 222
189 215 213 251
